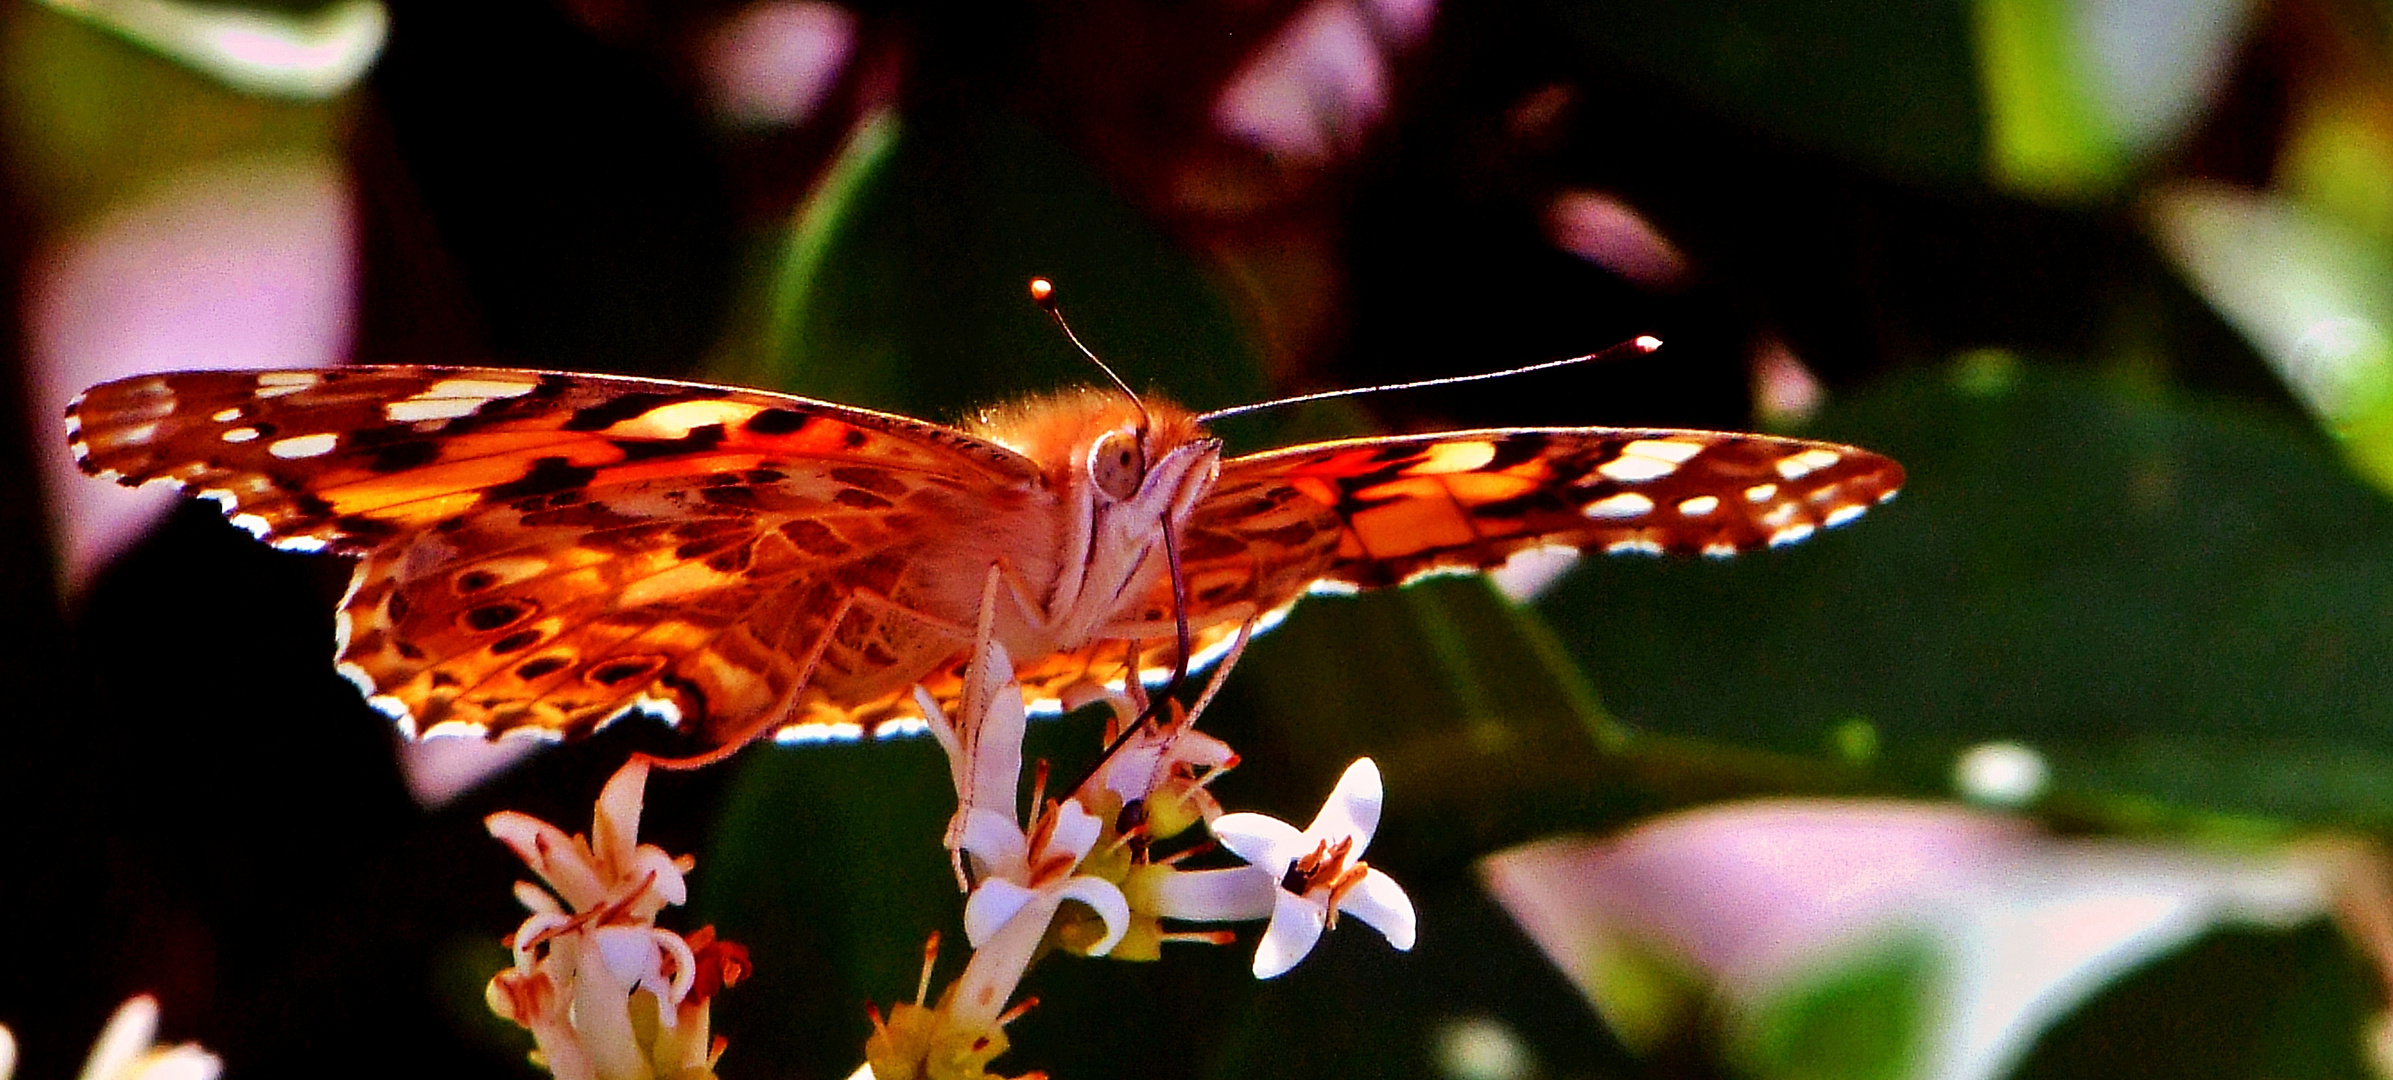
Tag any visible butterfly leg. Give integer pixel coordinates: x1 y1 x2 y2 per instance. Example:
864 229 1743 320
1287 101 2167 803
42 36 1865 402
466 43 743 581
640 592 861 770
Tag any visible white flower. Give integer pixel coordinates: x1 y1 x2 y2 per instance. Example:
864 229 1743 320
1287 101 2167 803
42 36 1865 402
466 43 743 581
484 758 742 1080
957 799 1131 957
55 996 219 1080
1211 758 1417 978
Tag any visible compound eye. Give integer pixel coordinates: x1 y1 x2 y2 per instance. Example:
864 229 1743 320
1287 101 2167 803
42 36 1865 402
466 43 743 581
1090 428 1146 501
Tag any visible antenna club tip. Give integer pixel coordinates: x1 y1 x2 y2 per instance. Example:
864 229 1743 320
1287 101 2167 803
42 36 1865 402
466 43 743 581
1634 334 1663 353
1028 277 1057 308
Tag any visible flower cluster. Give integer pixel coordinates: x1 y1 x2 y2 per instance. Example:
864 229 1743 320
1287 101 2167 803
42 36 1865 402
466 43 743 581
483 759 751 1080
860 636 1416 1080
478 624 1415 1080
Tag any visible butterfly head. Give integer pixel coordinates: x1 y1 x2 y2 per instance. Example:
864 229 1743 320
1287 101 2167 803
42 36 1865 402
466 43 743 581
972 388 1221 631
974 387 1221 511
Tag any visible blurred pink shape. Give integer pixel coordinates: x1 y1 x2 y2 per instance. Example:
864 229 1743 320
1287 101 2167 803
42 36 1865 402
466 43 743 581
1482 800 2330 1080
1749 335 1825 427
400 736 539 809
1215 1 1388 163
30 154 356 593
1488 802 2033 991
700 1 854 128
1545 191 1689 290
1364 0 1436 48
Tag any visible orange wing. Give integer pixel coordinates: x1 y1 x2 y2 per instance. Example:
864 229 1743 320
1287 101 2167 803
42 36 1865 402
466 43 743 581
985 427 1904 715
69 366 1042 745
1186 425 1902 612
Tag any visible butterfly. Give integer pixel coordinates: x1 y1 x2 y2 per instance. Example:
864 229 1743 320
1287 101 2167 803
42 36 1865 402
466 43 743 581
66 360 1903 754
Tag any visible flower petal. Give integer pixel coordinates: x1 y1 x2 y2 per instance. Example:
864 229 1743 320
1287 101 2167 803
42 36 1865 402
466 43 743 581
919 683 964 790
1045 799 1104 865
1337 867 1417 950
511 880 564 917
1253 891 1328 979
1304 758 1383 853
1212 812 1308 874
626 846 690 911
1057 876 1132 956
78 996 159 1080
592 758 650 882
1148 865 1279 922
964 878 1042 948
966 649 1027 823
487 811 607 911
958 807 1032 880
591 924 666 985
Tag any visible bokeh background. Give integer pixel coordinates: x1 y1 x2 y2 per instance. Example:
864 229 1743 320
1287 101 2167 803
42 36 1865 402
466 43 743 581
7 0 2393 1077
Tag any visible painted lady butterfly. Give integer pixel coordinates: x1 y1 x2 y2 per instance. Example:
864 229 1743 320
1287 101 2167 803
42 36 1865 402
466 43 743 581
66 358 1901 752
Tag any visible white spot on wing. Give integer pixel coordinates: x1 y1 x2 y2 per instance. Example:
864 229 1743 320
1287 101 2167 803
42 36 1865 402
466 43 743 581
1401 441 1497 474
776 721 865 744
628 694 684 729
1768 522 1817 547
229 513 272 538
1775 447 1841 480
1597 455 1677 482
269 433 339 458
1825 504 1867 527
1676 495 1720 516
273 535 329 553
211 407 244 422
1702 541 1737 559
1583 492 1654 519
386 397 489 423
1604 538 1664 556
875 716 931 739
612 398 768 438
222 427 260 443
1622 439 1704 463
254 372 320 399
427 377 538 400
1745 483 1779 503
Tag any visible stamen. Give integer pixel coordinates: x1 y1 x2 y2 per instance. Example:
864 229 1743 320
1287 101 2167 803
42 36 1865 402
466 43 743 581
1160 929 1239 946
916 932 941 1006
997 995 1041 1026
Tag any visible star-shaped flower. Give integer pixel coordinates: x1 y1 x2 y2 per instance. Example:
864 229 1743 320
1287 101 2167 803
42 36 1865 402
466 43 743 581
1211 758 1417 978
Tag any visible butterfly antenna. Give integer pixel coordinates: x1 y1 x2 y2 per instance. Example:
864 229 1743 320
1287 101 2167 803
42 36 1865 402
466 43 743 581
1193 335 1664 424
1031 277 1151 429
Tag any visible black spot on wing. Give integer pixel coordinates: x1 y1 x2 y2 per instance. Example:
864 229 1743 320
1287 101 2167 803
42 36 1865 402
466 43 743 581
487 457 601 501
366 440 442 473
514 655 571 681
1483 435 1555 471
745 409 810 435
611 423 728 462
561 391 687 432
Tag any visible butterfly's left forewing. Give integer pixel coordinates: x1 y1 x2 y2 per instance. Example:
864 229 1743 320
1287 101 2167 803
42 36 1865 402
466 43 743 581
69 366 1044 745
